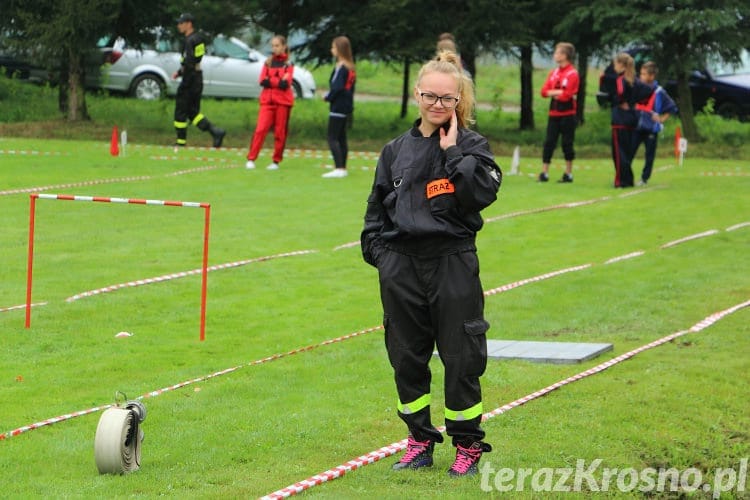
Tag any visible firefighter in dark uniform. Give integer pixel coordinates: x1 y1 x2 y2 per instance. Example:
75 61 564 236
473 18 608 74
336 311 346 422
172 13 225 149
361 50 502 477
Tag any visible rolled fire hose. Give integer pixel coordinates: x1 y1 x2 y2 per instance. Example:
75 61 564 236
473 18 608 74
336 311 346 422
94 399 146 474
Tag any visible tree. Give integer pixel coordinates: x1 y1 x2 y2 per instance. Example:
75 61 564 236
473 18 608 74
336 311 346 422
582 0 750 142
3 0 252 121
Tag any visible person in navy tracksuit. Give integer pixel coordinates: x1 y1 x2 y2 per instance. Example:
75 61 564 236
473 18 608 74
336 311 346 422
322 36 356 178
632 61 678 185
361 50 502 477
600 52 653 187
245 35 295 171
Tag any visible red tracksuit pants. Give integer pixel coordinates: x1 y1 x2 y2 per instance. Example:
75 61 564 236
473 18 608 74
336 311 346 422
247 103 292 163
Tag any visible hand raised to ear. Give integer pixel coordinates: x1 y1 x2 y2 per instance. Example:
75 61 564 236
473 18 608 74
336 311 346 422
440 111 458 150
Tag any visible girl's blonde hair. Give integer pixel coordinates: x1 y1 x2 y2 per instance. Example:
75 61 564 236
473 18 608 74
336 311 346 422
265 35 289 66
614 52 635 84
416 50 475 127
333 36 355 71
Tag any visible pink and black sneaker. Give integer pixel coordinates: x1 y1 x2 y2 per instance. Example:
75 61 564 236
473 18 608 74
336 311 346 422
392 436 434 471
448 441 492 477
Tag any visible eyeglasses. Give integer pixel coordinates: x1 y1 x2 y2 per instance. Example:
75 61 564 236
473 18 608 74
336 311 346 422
416 88 459 109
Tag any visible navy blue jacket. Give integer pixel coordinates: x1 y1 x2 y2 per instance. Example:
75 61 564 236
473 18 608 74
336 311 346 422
325 64 355 115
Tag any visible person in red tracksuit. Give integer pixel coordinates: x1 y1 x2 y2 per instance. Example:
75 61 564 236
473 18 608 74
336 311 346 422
245 35 295 171
538 42 579 183
600 52 653 188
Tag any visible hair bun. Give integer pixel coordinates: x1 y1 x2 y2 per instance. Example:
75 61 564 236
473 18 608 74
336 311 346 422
435 49 460 69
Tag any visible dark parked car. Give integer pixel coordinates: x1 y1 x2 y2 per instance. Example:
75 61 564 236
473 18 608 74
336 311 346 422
597 48 750 121
0 51 50 83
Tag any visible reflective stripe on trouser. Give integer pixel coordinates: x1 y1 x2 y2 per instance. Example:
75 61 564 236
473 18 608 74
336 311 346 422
192 113 205 127
379 247 488 445
397 393 431 415
174 121 188 144
174 73 204 144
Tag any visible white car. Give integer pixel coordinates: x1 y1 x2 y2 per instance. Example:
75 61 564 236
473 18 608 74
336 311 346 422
92 35 316 100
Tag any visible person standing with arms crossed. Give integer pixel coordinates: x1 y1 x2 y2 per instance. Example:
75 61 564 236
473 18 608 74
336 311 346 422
245 35 295 171
538 42 579 183
632 61 678 185
172 13 225 149
361 50 502 476
322 36 356 178
600 52 653 187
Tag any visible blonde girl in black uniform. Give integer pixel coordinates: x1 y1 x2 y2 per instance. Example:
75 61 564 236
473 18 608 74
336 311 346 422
361 50 502 477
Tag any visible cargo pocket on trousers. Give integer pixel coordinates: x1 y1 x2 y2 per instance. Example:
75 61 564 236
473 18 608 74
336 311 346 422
463 318 489 377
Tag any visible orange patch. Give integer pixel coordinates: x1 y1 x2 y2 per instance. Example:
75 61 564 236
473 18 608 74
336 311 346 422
426 178 455 199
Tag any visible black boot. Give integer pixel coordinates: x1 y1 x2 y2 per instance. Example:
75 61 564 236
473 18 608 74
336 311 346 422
210 124 225 148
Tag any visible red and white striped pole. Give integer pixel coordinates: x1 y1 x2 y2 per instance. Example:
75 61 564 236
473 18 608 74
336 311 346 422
25 193 211 341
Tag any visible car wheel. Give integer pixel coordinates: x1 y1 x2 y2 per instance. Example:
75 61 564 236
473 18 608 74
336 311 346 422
130 74 165 100
715 101 740 120
292 80 303 99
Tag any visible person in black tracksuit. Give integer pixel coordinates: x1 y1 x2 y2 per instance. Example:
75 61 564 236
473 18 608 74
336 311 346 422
600 52 653 187
322 35 356 178
361 50 502 477
172 13 224 149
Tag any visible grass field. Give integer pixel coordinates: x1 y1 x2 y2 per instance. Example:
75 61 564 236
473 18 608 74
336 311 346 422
1 136 749 498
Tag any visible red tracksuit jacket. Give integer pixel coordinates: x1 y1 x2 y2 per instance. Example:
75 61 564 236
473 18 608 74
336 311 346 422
540 64 579 117
259 54 294 107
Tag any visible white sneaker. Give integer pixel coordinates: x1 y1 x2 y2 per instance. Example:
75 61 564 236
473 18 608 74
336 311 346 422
245 160 256 169
266 162 279 170
322 168 348 178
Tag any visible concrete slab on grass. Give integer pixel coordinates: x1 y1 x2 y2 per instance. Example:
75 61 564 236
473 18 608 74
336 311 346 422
435 340 613 364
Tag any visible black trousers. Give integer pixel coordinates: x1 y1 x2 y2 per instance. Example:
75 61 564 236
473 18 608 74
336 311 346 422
611 125 635 187
631 130 658 182
174 73 209 144
175 73 203 125
542 114 577 163
327 115 348 169
378 247 488 446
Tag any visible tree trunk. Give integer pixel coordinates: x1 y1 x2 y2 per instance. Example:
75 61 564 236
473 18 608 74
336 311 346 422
400 57 411 119
58 57 69 114
576 50 589 125
462 46 476 80
66 48 89 121
519 45 534 130
676 75 700 142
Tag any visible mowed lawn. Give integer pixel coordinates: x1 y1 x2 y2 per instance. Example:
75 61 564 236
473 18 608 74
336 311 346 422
1 136 748 498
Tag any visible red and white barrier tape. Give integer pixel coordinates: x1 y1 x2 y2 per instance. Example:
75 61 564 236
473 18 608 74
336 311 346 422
727 222 750 232
604 251 645 265
0 176 152 196
661 230 720 249
483 264 591 296
34 193 209 208
0 149 69 156
65 250 317 302
700 172 750 177
260 299 750 499
0 302 47 313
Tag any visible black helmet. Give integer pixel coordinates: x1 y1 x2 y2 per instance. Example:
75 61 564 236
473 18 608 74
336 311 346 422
177 13 195 24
